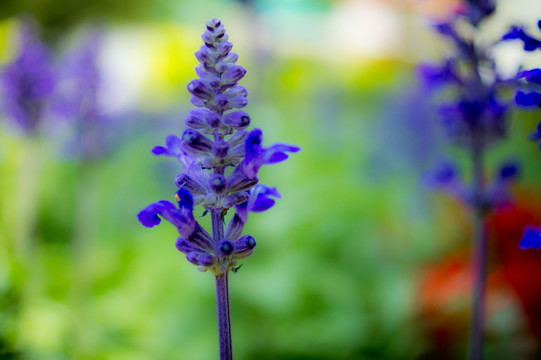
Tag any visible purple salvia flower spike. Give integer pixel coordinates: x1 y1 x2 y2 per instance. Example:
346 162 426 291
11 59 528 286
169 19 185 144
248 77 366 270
137 19 299 359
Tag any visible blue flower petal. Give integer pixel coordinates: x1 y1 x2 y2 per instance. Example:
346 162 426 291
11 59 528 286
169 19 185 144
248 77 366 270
175 187 194 210
519 229 541 250
518 68 541 84
165 134 183 157
137 203 163 227
151 146 168 155
249 185 281 212
267 152 289 164
244 129 300 178
515 91 541 107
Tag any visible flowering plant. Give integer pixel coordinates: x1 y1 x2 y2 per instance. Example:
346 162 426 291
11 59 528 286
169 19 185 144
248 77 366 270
419 1 521 358
137 19 299 359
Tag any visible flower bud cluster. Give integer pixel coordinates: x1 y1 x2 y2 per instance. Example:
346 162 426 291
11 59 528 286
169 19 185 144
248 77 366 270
138 19 299 274
419 14 511 148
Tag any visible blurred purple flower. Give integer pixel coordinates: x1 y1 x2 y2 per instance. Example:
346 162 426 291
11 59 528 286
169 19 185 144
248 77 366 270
53 29 110 159
421 4 522 356
519 228 541 250
1 19 55 134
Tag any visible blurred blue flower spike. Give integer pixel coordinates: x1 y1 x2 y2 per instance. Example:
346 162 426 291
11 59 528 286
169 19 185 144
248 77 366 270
1 18 55 135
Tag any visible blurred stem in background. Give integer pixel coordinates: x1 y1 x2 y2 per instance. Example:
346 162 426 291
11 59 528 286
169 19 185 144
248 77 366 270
69 161 100 358
0 17 55 355
12 137 42 326
469 131 487 360
419 1 521 358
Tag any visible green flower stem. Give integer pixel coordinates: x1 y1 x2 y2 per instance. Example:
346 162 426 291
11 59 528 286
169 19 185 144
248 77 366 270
211 208 233 360
468 132 487 360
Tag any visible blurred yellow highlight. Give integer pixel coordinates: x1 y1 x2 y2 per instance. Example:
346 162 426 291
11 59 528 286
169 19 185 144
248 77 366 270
143 23 201 107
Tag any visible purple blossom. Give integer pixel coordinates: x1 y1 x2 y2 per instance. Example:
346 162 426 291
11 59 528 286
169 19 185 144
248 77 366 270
138 19 299 274
1 19 55 134
138 188 214 251
244 128 300 179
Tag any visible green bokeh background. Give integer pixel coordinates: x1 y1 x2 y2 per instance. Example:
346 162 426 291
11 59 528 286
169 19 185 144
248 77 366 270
1 0 541 359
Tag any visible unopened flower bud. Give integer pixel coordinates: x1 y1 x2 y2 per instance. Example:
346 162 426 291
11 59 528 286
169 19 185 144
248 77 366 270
227 130 247 147
225 86 248 98
223 52 238 63
209 174 227 195
217 41 233 57
215 94 230 108
216 239 234 257
223 111 250 129
174 173 207 195
185 108 211 129
187 251 217 267
229 96 248 109
208 76 222 88
187 79 214 100
201 30 214 46
225 214 244 241
232 235 256 259
175 237 200 254
215 61 231 73
222 191 250 208
182 129 213 152
190 96 206 107
195 46 213 65
213 139 230 159
227 165 259 192
222 65 246 84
